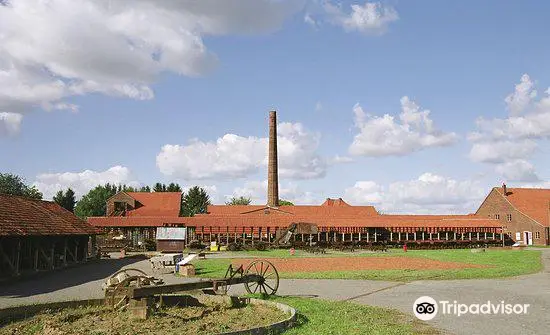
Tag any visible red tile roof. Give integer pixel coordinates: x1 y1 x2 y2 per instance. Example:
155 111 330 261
205 204 378 217
497 187 550 226
125 192 181 217
89 214 501 229
0 194 100 236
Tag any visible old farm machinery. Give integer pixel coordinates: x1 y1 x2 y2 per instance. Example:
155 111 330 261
103 259 279 319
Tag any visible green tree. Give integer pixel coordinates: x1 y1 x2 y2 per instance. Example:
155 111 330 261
225 196 251 205
278 199 294 206
181 186 211 216
153 183 167 192
0 173 43 199
139 185 151 192
74 183 118 218
166 183 182 192
53 188 76 212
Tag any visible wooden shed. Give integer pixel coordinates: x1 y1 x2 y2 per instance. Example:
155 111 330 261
0 194 100 279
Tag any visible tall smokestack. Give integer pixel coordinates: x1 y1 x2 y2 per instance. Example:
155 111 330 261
267 111 279 207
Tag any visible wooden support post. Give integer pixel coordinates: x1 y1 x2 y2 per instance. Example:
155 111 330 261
374 228 377 242
485 232 487 239
15 239 21 276
414 232 417 241
437 232 440 240
390 232 393 241
34 243 39 271
454 231 457 240
63 238 68 266
75 240 79 262
318 232 321 242
422 231 425 240
50 243 55 269
446 232 449 240
341 233 344 242
358 232 361 241
367 231 369 242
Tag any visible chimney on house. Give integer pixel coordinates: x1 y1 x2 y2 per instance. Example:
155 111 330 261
267 111 279 207
502 183 507 196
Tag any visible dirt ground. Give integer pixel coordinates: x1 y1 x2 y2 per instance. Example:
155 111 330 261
232 257 486 273
0 303 287 335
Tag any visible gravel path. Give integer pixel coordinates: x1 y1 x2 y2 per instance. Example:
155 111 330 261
1 250 549 335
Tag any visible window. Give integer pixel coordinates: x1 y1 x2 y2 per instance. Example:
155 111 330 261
495 214 500 219
506 214 512 222
535 232 541 239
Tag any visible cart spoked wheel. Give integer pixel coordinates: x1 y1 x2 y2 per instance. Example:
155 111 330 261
105 268 162 310
244 260 279 295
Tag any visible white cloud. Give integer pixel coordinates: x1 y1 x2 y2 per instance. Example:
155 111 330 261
349 96 457 156
315 101 323 111
157 134 267 180
0 112 22 136
322 1 398 35
304 13 317 27
468 74 550 182
344 173 486 214
495 160 540 182
504 74 537 115
329 155 354 164
0 0 304 134
157 122 326 180
33 165 139 200
469 140 537 164
231 180 268 203
230 179 321 205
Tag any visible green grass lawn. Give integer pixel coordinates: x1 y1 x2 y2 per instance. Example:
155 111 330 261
192 248 542 281
252 295 438 335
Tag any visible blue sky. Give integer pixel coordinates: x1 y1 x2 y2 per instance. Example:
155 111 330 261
2 0 550 213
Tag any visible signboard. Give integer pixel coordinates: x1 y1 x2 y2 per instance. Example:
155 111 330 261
156 227 186 240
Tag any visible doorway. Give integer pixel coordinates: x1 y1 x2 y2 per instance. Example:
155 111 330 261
523 231 533 245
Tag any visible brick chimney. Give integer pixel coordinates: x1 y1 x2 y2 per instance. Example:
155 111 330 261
267 111 279 207
502 183 507 196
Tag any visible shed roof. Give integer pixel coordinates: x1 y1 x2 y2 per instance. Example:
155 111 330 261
88 214 500 229
0 194 99 236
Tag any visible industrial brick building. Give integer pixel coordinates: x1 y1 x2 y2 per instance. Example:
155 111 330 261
0 194 99 279
88 111 517 248
476 184 550 246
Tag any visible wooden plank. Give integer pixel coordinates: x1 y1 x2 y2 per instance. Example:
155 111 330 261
129 275 262 299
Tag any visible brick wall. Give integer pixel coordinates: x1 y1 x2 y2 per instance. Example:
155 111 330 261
106 192 136 216
476 188 549 245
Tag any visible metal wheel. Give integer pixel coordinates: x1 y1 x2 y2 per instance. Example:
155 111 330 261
244 260 279 295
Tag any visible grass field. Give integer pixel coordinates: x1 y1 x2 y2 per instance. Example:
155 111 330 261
257 295 439 335
192 248 542 281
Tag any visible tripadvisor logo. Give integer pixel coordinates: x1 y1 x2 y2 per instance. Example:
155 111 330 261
413 296 530 320
414 296 438 321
